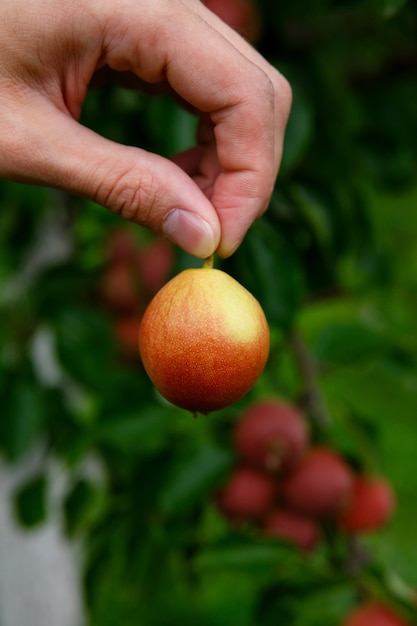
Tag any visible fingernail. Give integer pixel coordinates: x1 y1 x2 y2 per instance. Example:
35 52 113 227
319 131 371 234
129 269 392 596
162 209 216 258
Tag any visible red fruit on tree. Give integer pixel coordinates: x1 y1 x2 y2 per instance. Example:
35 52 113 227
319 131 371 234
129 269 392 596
113 315 142 358
338 475 396 533
202 0 262 44
281 447 354 518
105 228 138 265
342 602 409 626
216 466 276 522
234 400 309 474
261 508 321 552
137 238 174 296
99 261 141 313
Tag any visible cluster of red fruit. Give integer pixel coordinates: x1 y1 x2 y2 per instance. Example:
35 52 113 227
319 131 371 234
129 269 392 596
216 399 396 551
216 399 407 623
98 228 174 358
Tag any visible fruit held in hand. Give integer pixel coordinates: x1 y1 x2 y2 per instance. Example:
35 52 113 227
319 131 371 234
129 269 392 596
138 262 269 413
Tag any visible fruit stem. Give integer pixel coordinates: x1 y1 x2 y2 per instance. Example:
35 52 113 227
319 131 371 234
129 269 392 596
203 254 215 269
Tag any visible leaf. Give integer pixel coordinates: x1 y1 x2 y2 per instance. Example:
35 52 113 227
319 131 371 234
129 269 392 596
227 219 305 331
97 406 175 452
383 0 409 17
13 473 47 528
159 445 233 515
278 584 354 626
64 478 106 537
195 542 293 571
313 321 390 367
0 374 46 462
289 184 333 255
54 307 116 392
280 81 314 175
198 570 262 626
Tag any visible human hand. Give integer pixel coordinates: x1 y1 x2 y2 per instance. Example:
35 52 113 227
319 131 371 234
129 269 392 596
0 0 291 258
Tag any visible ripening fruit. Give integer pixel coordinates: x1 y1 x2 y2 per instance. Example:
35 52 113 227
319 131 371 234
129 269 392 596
338 475 396 533
137 238 174 296
216 466 276 522
281 447 354 518
261 508 321 552
114 315 142 357
99 261 141 313
234 400 309 474
105 228 138 265
342 602 409 626
138 265 269 413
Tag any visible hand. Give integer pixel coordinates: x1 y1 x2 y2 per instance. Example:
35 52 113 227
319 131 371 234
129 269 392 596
0 0 291 258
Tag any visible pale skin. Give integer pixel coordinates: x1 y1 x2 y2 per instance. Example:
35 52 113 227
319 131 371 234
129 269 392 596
0 0 292 258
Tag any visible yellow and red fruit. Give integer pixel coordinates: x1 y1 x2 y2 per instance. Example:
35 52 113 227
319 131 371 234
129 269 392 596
138 265 269 413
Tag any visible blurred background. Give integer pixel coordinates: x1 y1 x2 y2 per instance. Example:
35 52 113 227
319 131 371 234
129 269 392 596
0 0 416 624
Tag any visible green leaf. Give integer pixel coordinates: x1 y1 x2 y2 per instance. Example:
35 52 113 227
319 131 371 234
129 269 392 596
289 184 333 255
382 0 409 17
262 583 354 626
312 321 390 367
159 445 233 515
54 307 116 392
64 478 106 537
280 82 314 175
227 219 305 331
198 570 262 626
195 542 293 571
13 473 47 528
97 406 175 452
0 375 46 461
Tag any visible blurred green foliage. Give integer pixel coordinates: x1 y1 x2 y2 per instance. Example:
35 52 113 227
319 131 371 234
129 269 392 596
1 1 417 624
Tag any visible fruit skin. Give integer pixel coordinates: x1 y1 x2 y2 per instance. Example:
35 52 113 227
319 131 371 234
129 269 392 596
338 475 396 533
261 508 321 552
342 602 409 626
216 466 276 522
138 267 269 413
234 400 309 474
281 447 354 518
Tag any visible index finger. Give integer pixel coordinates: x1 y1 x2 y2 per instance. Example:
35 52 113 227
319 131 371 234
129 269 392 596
101 0 292 256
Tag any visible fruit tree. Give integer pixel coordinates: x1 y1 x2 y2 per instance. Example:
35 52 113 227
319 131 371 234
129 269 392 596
1 1 417 625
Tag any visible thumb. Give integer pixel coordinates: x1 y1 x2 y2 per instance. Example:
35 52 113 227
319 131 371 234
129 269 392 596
3 105 221 258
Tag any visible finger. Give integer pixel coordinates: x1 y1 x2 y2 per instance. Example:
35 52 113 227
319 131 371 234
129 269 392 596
0 97 221 258
101 0 292 256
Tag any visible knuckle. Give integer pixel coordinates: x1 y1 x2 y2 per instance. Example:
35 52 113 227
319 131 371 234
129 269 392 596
95 161 160 227
270 67 293 120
